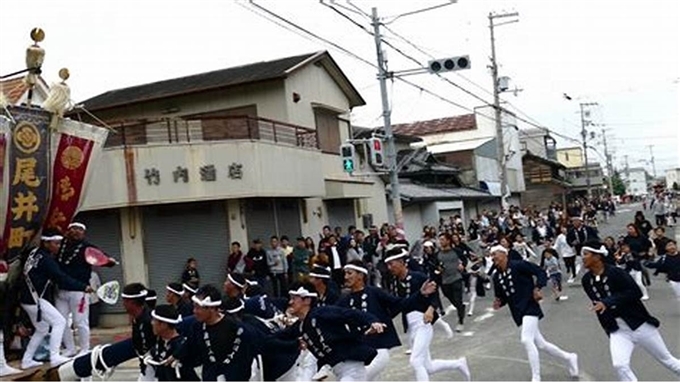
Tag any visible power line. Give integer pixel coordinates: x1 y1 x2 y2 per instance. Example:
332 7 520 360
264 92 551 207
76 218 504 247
246 1 583 143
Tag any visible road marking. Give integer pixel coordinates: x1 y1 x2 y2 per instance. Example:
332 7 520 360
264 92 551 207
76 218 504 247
473 312 494 322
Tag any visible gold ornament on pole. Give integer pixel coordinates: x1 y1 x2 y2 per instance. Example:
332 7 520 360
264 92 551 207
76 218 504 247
24 28 46 107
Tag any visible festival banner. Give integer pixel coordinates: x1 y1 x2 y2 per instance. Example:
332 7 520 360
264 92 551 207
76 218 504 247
1 107 51 261
43 118 109 233
0 116 10 252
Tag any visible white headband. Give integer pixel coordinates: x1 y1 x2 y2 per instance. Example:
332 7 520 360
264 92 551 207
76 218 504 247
68 222 87 230
183 283 197 294
289 286 318 298
228 274 245 289
192 295 222 307
309 272 330 279
225 300 245 314
166 286 184 296
384 249 408 263
151 310 182 324
41 235 63 241
145 295 157 301
246 279 258 286
121 289 148 299
489 245 508 254
581 245 608 256
343 264 368 275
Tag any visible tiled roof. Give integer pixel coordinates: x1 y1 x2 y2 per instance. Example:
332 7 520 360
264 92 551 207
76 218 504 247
0 78 29 104
79 51 365 112
390 182 493 202
392 114 476 136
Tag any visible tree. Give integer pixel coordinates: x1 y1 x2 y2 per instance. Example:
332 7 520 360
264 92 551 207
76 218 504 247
673 182 679 191
611 171 626 196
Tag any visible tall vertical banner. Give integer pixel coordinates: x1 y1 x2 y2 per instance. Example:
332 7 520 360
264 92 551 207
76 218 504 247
0 116 11 251
43 119 109 233
1 107 51 262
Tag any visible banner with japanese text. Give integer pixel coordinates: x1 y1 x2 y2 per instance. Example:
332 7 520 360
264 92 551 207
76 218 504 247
1 107 51 261
43 118 109 233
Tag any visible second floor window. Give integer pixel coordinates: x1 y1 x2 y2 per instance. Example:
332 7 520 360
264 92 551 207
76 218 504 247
314 108 341 154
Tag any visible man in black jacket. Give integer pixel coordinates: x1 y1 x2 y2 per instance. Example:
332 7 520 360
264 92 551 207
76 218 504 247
581 240 680 381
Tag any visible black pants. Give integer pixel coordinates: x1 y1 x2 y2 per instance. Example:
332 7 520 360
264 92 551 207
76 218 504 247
271 273 288 298
441 280 465 325
656 214 666 227
89 302 101 328
564 257 577 278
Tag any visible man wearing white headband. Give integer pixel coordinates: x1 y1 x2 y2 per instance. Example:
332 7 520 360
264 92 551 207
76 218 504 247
55 221 107 356
56 283 157 381
165 282 193 318
490 245 579 381
337 260 442 381
190 284 257 381
384 247 471 381
581 240 680 380
18 229 93 369
278 281 387 381
147 304 199 381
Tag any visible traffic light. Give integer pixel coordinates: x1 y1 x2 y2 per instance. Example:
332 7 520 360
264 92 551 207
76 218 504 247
340 143 355 174
368 137 385 167
427 55 471 73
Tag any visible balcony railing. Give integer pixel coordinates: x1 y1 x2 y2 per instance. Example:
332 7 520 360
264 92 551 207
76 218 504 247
103 115 319 150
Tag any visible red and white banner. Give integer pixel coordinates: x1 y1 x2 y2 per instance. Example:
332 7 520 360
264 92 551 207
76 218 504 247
43 118 109 233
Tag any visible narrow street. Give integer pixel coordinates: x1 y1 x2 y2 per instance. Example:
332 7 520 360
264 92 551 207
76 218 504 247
108 203 680 381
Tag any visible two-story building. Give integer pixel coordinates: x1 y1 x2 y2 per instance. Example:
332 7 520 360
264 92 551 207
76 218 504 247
392 106 526 209
69 51 389 324
556 147 605 198
519 128 570 209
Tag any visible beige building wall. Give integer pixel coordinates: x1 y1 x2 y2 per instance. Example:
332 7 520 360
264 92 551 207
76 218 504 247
556 147 584 168
285 64 351 128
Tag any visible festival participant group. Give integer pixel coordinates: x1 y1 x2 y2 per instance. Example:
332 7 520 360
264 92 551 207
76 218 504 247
1 196 680 381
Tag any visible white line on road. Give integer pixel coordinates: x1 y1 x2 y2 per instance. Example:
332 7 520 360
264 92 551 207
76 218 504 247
473 312 494 322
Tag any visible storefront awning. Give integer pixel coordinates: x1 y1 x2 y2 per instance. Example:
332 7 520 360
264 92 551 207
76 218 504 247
324 179 374 200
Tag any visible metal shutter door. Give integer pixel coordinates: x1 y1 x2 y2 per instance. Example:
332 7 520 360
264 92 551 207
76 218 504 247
74 209 124 313
275 199 302 239
143 202 229 296
246 199 277 244
326 199 356 231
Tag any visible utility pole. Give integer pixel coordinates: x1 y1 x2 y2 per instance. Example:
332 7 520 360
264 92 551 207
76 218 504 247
579 102 598 199
601 128 614 195
489 11 518 211
647 145 657 178
371 7 403 228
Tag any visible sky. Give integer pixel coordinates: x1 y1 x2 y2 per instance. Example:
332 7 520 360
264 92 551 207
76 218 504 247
1 0 678 175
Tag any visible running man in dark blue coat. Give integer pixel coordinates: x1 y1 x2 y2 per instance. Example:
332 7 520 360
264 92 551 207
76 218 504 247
490 245 578 382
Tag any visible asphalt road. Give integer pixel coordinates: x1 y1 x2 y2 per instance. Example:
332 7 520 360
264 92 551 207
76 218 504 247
110 203 680 381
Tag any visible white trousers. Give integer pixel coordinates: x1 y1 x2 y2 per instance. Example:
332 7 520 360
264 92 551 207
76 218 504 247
294 350 317 382
56 289 90 353
610 320 680 381
406 312 467 382
21 299 67 362
669 280 680 302
365 348 389 381
332 361 366 382
519 315 573 382
628 270 649 299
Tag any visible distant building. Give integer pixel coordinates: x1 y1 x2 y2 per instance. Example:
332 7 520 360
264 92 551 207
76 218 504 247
519 129 570 209
626 167 649 196
665 168 680 190
393 106 526 207
556 147 584 168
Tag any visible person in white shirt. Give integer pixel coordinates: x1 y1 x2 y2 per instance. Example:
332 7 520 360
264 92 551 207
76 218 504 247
553 225 577 283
